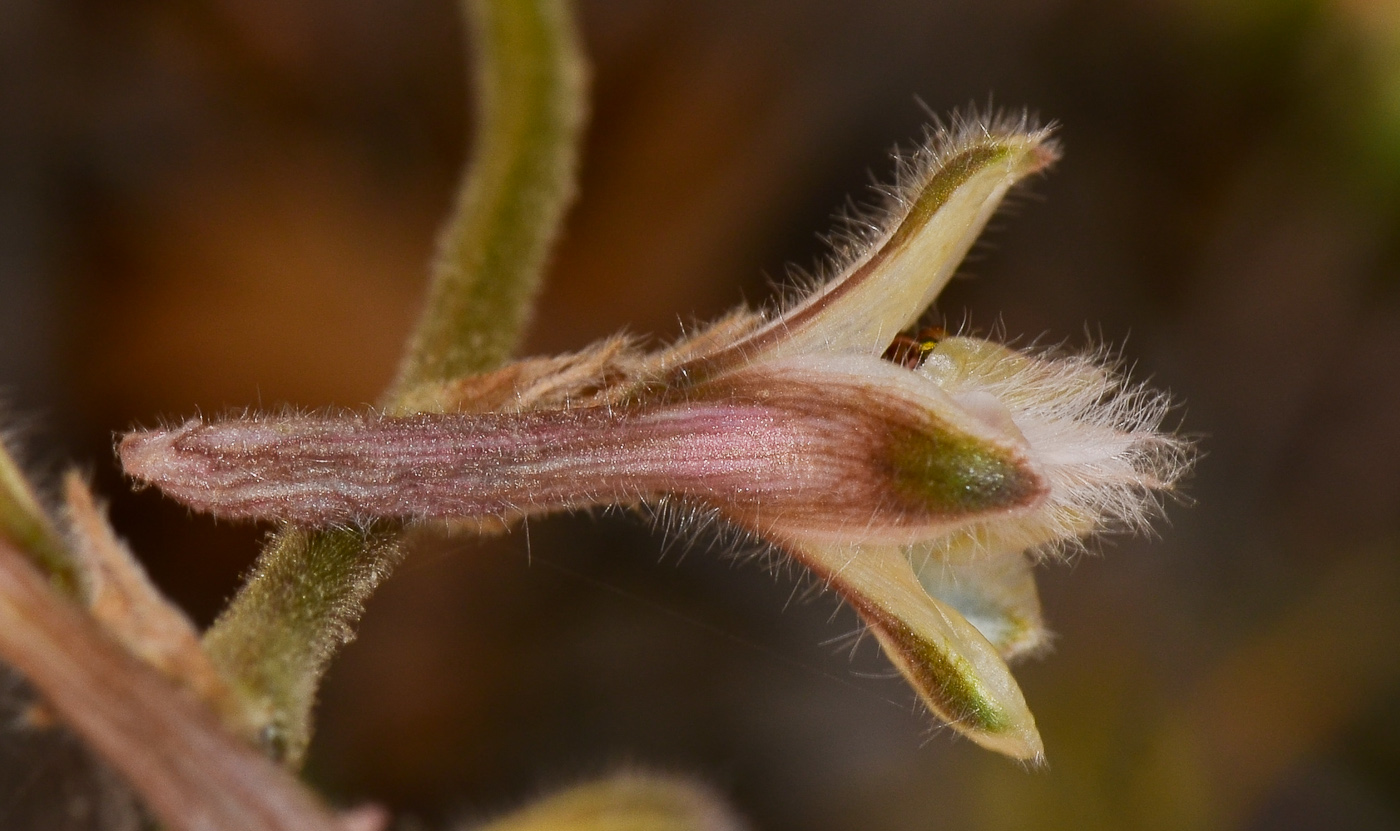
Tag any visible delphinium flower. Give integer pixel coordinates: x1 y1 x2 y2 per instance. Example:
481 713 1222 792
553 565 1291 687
120 114 1189 762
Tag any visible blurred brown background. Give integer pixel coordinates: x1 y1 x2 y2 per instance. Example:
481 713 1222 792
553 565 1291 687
3 0 1400 829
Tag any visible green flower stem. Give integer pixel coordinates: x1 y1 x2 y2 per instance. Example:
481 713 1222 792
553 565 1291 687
390 0 588 397
201 0 588 767
202 525 404 763
0 438 78 596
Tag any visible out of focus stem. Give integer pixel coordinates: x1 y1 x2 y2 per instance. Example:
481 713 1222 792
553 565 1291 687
0 438 78 596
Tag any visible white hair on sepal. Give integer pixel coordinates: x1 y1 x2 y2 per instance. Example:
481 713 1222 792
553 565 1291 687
638 497 729 565
645 501 844 618
918 334 1191 561
755 108 1058 324
636 495 784 579
818 622 880 667
728 109 1052 320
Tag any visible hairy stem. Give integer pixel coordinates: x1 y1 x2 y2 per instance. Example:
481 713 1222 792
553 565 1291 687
200 525 403 764
390 0 588 396
201 0 588 767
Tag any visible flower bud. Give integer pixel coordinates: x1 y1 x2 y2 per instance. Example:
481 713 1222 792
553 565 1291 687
120 359 1046 541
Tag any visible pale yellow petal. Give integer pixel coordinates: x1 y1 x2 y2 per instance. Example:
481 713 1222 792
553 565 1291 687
792 539 1043 760
717 129 1056 367
906 533 1047 661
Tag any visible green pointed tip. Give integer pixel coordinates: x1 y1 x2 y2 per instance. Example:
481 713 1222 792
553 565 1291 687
686 121 1059 371
865 604 1045 761
782 535 1046 760
887 425 1045 520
